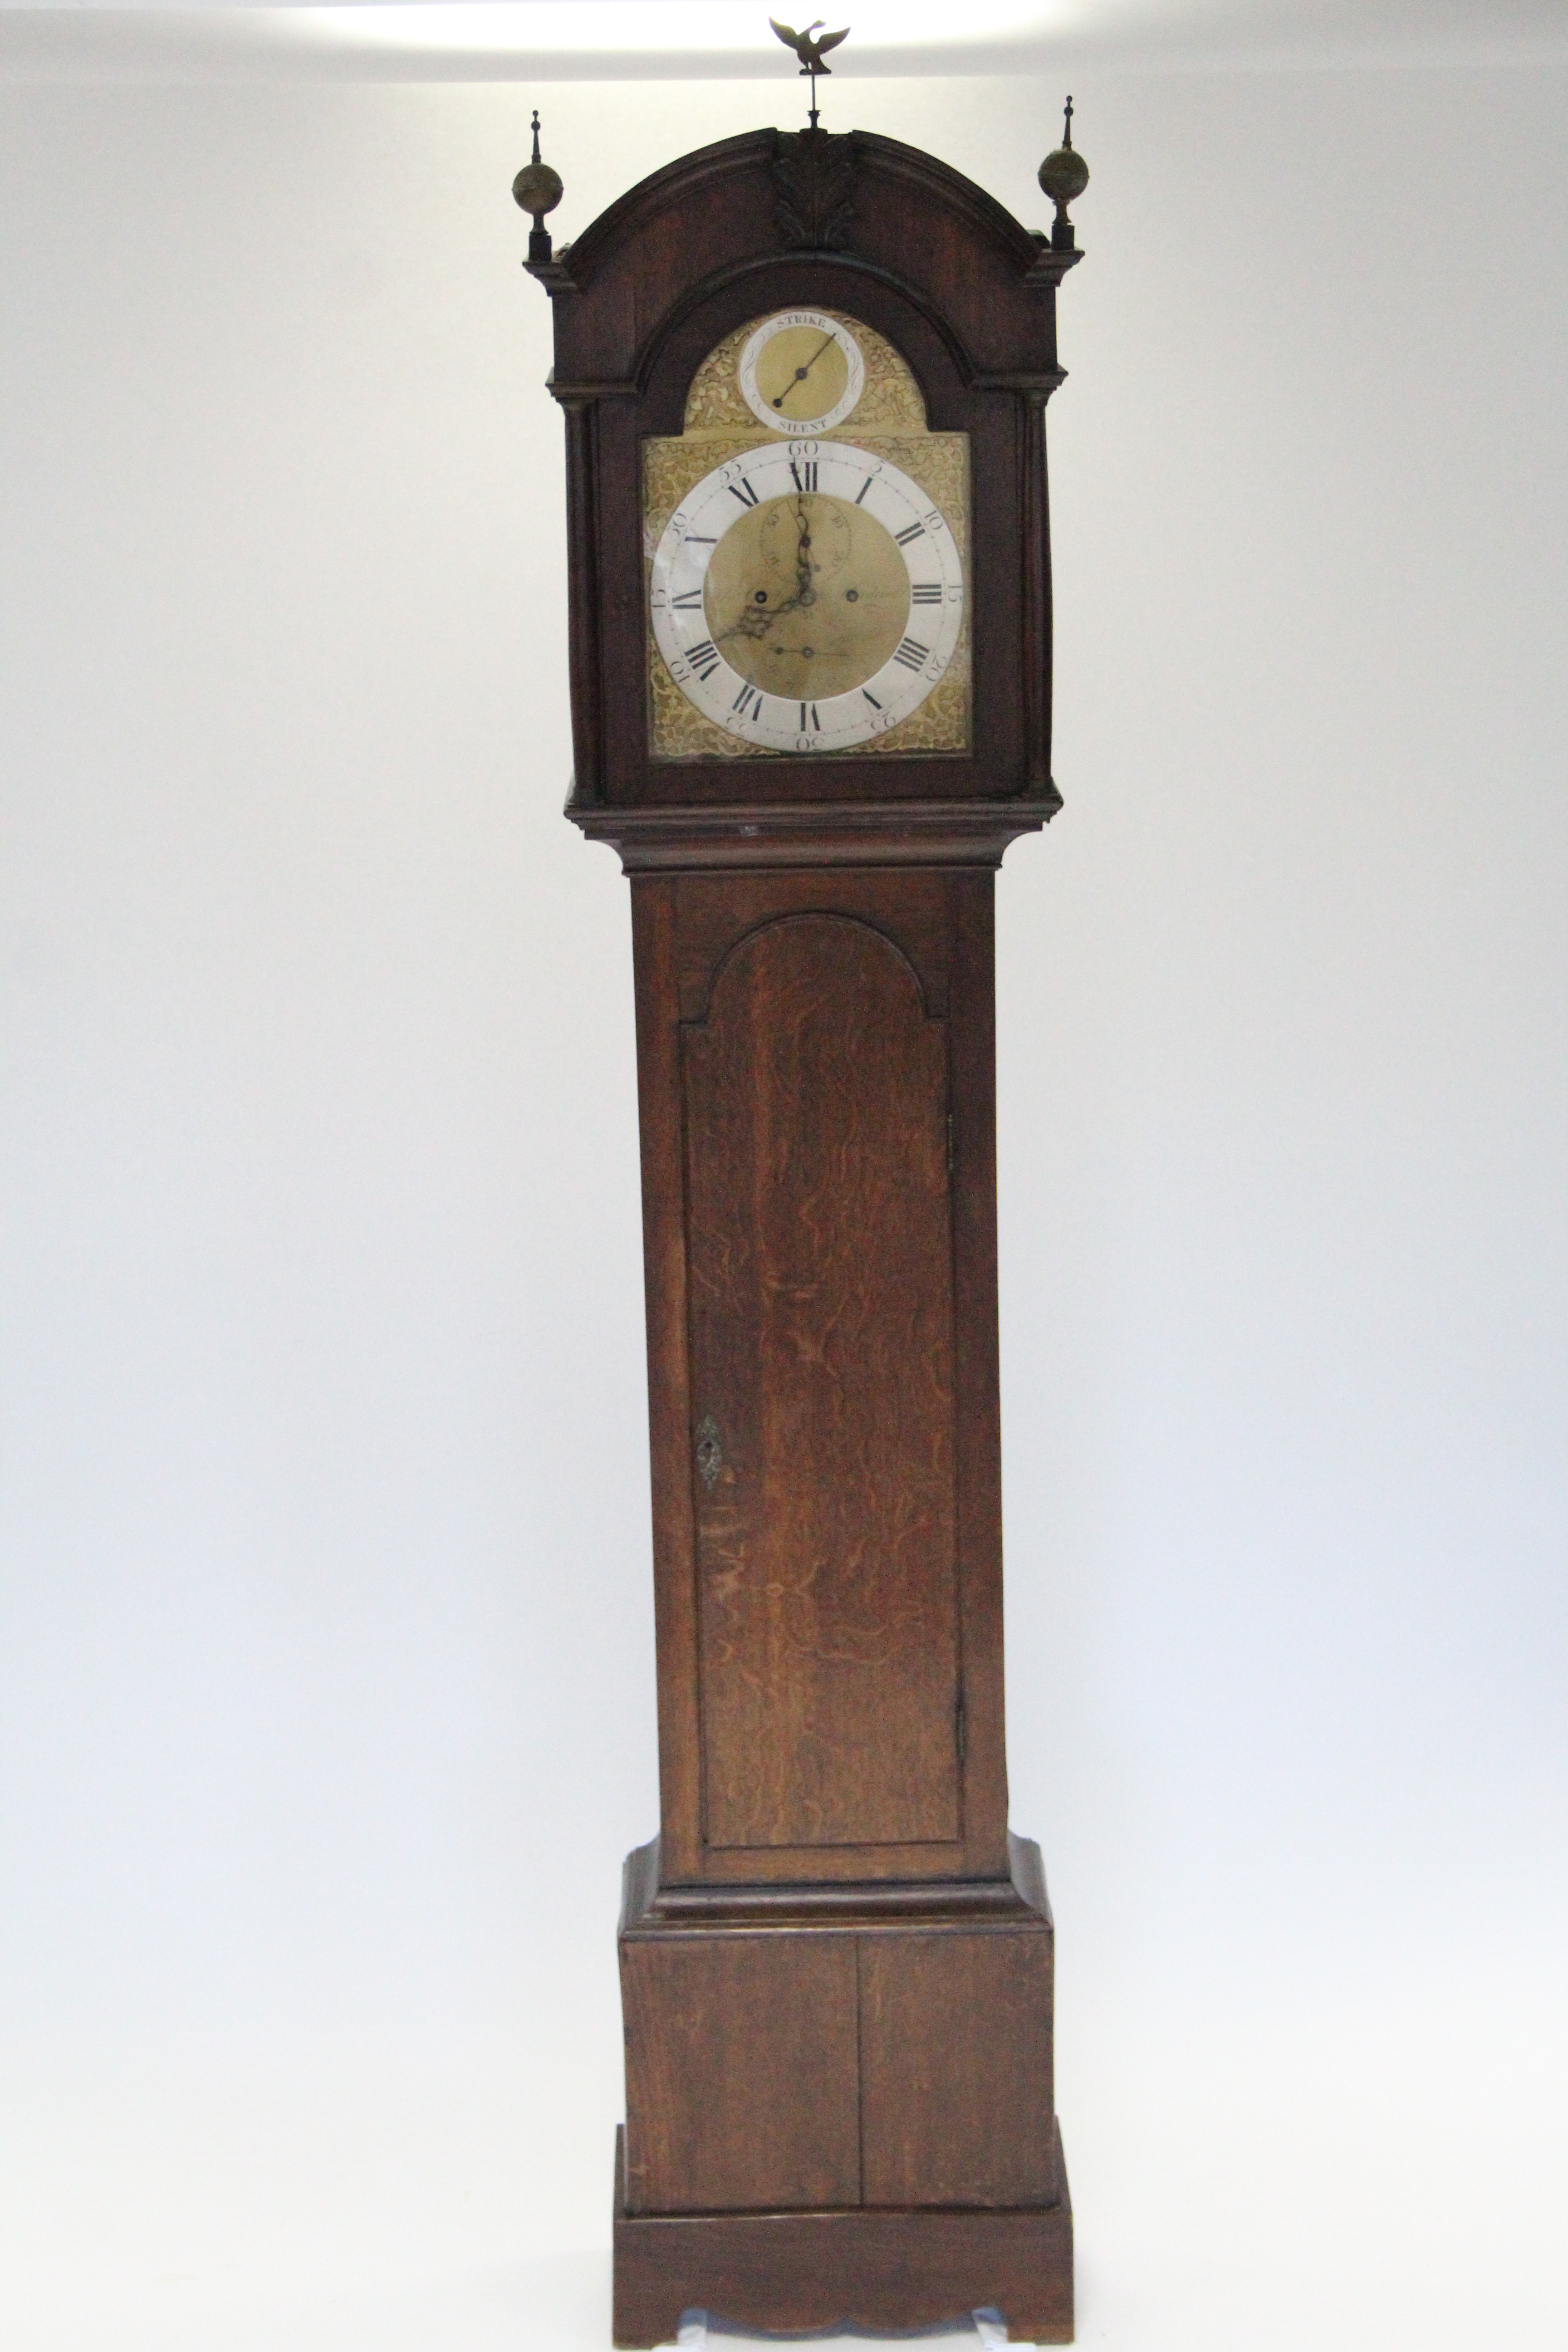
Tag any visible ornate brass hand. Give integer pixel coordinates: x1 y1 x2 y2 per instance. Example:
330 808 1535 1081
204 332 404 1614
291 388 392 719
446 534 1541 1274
793 498 816 604
714 499 818 648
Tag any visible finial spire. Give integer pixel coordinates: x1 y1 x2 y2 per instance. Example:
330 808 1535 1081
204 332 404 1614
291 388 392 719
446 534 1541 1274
513 108 564 268
1062 95 1074 147
1038 97 1089 254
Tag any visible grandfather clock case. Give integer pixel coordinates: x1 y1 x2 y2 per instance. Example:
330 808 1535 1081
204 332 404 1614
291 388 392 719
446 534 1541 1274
526 120 1082 2347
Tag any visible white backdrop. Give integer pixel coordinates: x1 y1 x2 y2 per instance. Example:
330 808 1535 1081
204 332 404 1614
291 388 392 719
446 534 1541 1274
1 33 1564 2352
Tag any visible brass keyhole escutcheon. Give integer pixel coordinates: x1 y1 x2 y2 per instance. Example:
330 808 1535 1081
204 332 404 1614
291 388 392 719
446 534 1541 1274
695 1414 723 1491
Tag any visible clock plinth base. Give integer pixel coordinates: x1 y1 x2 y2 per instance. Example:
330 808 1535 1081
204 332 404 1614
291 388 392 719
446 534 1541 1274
612 2125 1073 2348
615 1835 1070 2341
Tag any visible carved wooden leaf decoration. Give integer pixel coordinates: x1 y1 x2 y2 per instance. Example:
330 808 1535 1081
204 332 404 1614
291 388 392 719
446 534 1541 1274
772 130 857 252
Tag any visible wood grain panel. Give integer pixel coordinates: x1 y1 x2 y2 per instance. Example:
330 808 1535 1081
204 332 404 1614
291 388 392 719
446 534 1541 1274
621 1933 860 2214
630 881 704 1878
859 1929 1057 2208
672 868 954 1023
946 873 1010 1875
683 913 960 1850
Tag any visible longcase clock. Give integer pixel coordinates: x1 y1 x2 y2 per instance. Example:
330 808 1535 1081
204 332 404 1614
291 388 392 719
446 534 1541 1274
519 103 1087 2350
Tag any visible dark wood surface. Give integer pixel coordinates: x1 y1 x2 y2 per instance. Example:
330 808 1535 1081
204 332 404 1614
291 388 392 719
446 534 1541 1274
621 1932 861 2214
621 1826 1055 1927
570 796 1060 872
612 2127 1073 2347
860 1930 1057 2208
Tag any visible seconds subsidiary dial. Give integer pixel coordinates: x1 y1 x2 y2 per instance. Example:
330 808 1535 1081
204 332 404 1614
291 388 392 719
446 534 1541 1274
648 440 964 754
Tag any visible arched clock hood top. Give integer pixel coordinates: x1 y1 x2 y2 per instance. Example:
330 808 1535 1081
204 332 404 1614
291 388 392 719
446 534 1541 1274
521 118 1086 832
529 127 1079 395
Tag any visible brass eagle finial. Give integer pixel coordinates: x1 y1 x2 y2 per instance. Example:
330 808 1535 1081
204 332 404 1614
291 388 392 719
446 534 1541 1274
769 16 849 72
769 17 849 129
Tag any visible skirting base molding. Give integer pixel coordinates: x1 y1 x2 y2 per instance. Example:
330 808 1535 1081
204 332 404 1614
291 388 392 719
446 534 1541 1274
611 2123 1074 2348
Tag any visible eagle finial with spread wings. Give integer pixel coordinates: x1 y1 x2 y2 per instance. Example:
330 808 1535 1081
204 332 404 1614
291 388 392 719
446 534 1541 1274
769 17 850 74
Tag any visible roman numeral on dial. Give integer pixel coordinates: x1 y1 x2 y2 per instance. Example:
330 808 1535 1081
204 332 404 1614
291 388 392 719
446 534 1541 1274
789 460 818 493
728 478 760 508
799 701 821 731
731 683 763 718
893 637 931 671
671 589 703 610
910 583 942 605
685 639 721 680
894 522 926 546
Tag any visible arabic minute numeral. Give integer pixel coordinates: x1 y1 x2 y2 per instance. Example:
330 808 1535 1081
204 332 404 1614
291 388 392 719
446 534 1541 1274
895 521 925 546
893 636 931 672
910 583 942 605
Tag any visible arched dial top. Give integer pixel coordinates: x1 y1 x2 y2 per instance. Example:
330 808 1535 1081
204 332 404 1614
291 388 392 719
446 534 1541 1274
649 440 965 755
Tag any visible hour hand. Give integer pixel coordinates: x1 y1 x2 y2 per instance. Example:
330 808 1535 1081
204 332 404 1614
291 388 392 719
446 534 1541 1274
716 585 800 647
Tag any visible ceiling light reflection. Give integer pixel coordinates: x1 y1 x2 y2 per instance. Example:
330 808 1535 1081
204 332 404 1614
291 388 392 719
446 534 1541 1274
302 1 1091 59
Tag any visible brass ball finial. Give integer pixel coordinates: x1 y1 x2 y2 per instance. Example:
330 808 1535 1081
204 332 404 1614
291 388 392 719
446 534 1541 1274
513 110 564 264
1038 96 1089 253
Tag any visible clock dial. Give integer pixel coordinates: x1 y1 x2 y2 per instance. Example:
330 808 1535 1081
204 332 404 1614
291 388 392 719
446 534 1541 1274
650 440 964 752
739 311 866 435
